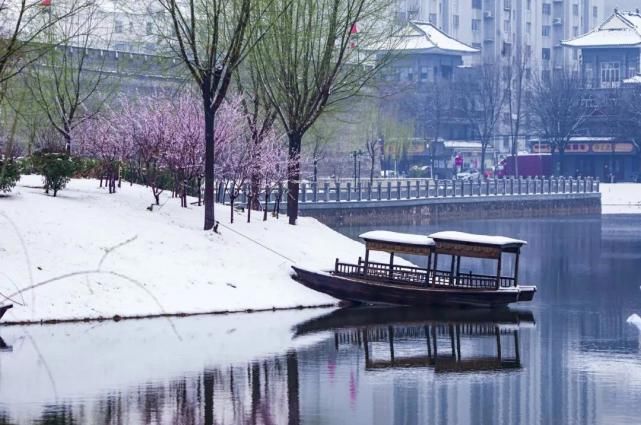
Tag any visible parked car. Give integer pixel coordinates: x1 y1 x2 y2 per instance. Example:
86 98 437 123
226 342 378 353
456 170 480 180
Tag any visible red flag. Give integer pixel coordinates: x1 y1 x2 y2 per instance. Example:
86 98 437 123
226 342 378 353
350 22 358 48
41 0 52 6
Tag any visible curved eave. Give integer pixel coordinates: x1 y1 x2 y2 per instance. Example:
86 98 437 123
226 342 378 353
562 40 641 48
374 47 478 56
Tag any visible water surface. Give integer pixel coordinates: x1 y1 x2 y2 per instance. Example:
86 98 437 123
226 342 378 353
1 215 641 424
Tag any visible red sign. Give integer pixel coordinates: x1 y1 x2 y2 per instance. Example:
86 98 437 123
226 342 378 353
455 155 463 166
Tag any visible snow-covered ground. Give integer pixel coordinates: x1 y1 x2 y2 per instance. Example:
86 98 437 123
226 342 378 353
0 176 391 323
601 183 641 214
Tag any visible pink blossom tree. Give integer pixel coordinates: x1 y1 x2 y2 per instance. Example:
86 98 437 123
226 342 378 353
163 96 205 207
73 112 133 194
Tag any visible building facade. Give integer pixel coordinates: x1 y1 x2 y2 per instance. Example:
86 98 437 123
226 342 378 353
393 0 606 74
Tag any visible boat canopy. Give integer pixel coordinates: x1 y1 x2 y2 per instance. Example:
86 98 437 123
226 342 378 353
359 231 435 255
429 231 526 258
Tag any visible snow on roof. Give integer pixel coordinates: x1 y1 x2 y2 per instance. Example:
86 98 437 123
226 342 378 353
380 21 479 55
359 231 435 247
624 73 641 84
429 231 527 247
444 140 483 149
563 10 641 48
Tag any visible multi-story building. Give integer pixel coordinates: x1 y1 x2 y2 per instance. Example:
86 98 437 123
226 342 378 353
393 0 606 74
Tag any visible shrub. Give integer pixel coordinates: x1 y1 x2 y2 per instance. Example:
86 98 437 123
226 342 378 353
0 158 20 193
31 152 77 197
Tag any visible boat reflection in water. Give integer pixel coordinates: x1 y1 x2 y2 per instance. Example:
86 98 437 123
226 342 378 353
295 306 535 375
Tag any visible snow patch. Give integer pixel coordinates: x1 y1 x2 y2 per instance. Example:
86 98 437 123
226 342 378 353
601 183 641 214
0 176 397 322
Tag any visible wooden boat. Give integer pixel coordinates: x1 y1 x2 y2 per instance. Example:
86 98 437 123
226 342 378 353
0 305 12 322
291 230 536 308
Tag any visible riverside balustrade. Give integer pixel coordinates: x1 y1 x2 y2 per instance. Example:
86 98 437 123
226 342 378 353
215 176 600 207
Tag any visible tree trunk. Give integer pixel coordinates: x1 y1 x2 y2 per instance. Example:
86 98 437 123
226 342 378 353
230 197 235 224
64 129 72 155
203 91 216 230
480 142 487 176
558 148 566 176
287 133 302 225
264 189 269 221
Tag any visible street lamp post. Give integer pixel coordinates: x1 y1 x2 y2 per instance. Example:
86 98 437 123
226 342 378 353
351 149 363 186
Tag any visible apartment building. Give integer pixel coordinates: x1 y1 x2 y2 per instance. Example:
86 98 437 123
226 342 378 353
394 0 606 74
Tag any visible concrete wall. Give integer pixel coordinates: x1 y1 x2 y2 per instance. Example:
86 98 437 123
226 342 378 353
299 193 601 226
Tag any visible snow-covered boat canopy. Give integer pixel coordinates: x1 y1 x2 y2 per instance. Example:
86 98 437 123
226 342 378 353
429 231 526 248
563 10 641 48
429 231 526 258
359 231 434 256
359 231 435 247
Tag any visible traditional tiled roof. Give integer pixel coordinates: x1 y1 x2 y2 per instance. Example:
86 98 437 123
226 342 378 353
381 21 479 55
563 10 641 48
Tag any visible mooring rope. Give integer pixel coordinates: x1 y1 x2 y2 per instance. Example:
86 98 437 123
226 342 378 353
216 222 297 265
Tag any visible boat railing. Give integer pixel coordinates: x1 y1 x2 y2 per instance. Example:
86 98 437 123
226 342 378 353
335 260 515 289
431 270 515 289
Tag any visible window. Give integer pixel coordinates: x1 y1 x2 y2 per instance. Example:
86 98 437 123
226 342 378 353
542 70 551 81
472 19 481 31
601 62 620 87
573 4 579 16
542 25 551 36
573 49 578 60
526 22 532 33
584 63 594 88
542 48 550 60
502 42 512 57
472 0 482 9
453 15 459 29
527 0 531 10
115 19 123 33
472 42 482 50
525 44 532 56
593 6 598 18
429 13 437 23
504 19 511 32
420 66 429 82
504 0 511 10
543 4 551 15
146 22 153 35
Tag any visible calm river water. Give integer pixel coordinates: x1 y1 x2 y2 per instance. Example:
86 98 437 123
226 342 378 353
1 215 641 424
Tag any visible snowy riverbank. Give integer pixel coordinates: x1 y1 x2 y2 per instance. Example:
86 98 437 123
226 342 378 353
0 176 390 323
600 183 641 214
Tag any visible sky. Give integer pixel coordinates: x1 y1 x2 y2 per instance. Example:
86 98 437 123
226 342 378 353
605 0 640 12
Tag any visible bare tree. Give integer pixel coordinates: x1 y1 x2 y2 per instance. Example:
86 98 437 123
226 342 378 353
505 47 530 177
460 63 505 175
253 0 396 224
235 56 279 210
24 2 111 154
528 70 592 175
157 0 270 231
0 0 85 95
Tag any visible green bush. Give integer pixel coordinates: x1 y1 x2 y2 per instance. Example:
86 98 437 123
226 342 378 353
31 152 77 197
0 158 20 193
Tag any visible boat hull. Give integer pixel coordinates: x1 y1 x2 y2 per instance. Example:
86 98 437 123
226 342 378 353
0 305 12 322
291 267 535 308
